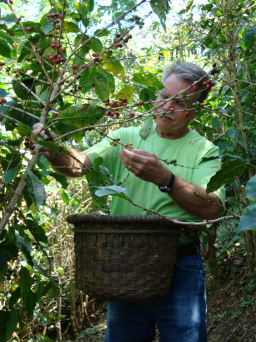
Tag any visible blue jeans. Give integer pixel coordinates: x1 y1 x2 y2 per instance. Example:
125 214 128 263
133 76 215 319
104 245 207 342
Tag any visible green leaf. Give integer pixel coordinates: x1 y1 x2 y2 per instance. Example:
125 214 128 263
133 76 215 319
0 88 8 97
16 234 34 265
26 217 48 244
48 171 69 188
16 124 32 136
95 185 131 201
73 44 90 65
61 189 70 205
133 71 163 89
104 59 125 78
24 289 37 317
60 103 105 127
239 175 256 231
76 2 88 15
0 14 16 24
239 206 256 231
13 79 34 99
150 0 170 30
0 30 15 45
86 157 112 208
199 156 219 164
37 140 69 153
0 247 10 274
0 37 11 57
139 87 157 110
4 165 19 184
18 40 35 62
116 86 135 102
87 0 94 12
244 174 256 201
19 266 33 301
79 68 93 92
0 311 18 341
90 67 113 101
139 117 154 139
64 21 80 33
89 37 103 52
206 159 247 193
27 171 46 207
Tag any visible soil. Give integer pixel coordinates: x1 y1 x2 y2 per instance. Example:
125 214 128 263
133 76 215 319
66 245 256 342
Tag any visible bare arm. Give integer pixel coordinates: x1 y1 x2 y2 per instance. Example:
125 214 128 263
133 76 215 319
46 148 92 177
119 148 222 220
33 123 92 177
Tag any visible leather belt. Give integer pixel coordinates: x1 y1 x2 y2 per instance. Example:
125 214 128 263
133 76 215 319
177 243 198 260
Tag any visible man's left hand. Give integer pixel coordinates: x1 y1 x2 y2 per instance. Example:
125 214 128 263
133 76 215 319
119 149 171 186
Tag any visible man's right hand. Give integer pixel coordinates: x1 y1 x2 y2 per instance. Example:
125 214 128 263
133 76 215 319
32 123 92 177
32 123 56 159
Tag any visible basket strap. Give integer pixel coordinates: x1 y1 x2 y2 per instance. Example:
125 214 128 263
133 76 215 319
73 229 180 234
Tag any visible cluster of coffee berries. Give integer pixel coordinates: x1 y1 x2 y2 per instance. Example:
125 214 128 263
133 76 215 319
24 137 35 152
92 52 103 63
110 138 120 146
24 27 33 32
47 13 62 24
49 53 65 64
106 110 120 118
114 33 132 48
137 100 145 106
192 101 206 109
0 97 7 103
107 97 128 108
203 80 214 89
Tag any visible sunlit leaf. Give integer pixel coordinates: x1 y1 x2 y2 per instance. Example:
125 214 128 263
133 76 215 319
116 86 135 102
104 59 125 78
95 185 131 201
64 21 80 33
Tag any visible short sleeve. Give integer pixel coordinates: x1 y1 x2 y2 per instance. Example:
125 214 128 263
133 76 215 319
192 146 226 205
85 128 123 172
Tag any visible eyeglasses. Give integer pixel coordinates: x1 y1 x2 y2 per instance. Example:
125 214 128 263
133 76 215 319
157 91 190 109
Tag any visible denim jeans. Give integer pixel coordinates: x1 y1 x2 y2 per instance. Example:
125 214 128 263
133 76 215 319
104 244 207 342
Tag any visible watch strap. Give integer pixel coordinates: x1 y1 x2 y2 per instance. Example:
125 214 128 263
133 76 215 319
159 174 176 192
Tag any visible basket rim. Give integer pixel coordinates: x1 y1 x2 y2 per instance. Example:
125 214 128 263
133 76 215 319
67 214 188 229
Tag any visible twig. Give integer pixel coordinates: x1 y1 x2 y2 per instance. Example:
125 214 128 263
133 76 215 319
3 104 39 119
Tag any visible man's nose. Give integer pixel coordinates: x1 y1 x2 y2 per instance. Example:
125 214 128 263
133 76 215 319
162 99 174 110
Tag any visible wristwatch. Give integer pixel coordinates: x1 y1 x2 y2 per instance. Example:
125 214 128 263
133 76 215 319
159 173 176 192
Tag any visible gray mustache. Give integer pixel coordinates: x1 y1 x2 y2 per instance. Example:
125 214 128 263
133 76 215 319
155 110 175 120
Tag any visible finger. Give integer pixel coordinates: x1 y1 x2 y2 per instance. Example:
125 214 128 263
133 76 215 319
120 149 150 165
119 149 130 168
133 149 155 157
32 123 45 136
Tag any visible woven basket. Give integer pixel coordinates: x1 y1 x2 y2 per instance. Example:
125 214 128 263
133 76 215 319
67 214 183 302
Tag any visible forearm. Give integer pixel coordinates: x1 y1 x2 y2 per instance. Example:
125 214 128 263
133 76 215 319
169 175 222 220
47 148 92 177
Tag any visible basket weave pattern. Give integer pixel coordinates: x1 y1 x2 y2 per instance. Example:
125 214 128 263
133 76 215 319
67 215 181 302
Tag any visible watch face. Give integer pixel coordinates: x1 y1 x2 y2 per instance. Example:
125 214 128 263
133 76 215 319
159 185 170 192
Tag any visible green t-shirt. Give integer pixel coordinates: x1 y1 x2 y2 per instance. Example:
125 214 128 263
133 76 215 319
86 125 225 222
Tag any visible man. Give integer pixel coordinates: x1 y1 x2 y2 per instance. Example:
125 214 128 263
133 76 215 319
34 62 225 342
